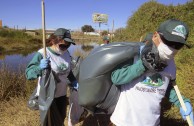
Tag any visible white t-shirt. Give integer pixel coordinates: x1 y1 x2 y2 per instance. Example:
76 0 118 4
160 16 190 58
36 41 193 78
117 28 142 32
36 48 72 98
111 59 176 126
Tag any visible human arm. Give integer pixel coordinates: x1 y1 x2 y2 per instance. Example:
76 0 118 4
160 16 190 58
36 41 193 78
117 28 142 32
25 52 49 80
165 82 193 124
111 59 146 85
165 83 190 108
111 43 166 85
68 70 79 90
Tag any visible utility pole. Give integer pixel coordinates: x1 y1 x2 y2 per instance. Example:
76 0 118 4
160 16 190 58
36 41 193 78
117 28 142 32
99 22 101 35
111 19 114 42
0 20 2 29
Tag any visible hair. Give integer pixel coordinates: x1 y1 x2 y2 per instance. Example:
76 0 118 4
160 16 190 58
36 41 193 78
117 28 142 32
46 34 63 46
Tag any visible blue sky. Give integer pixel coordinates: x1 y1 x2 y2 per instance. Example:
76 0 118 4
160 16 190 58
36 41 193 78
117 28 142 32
0 0 189 31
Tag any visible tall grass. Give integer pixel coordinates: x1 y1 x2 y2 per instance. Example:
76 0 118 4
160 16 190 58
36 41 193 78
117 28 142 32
0 29 31 39
0 63 111 126
0 28 42 55
0 64 40 125
1 1 194 124
0 48 193 126
0 64 36 100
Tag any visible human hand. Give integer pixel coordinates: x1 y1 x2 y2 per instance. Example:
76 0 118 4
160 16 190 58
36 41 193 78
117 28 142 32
39 57 50 70
180 102 194 125
72 81 79 91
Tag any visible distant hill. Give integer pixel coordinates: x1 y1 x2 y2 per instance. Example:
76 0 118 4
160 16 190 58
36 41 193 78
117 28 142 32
114 0 194 45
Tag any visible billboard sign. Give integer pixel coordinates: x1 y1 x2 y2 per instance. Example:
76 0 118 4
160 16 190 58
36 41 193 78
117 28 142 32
92 13 108 23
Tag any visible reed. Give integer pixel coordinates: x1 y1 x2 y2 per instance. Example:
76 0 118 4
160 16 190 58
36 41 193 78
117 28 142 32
0 64 36 101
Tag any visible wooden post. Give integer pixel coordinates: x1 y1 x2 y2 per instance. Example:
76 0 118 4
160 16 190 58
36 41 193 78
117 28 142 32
99 22 101 43
139 36 143 42
41 0 46 58
41 1 51 126
111 20 114 42
0 20 2 29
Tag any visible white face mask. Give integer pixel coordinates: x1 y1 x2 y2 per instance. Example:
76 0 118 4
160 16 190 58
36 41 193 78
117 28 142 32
157 41 178 61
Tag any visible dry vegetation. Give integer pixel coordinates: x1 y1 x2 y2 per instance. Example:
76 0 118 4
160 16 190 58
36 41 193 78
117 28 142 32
0 49 193 126
0 93 111 126
0 97 40 126
0 64 111 126
1 1 194 126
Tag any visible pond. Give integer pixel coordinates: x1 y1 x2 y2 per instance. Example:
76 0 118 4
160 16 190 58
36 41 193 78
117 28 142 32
0 43 99 72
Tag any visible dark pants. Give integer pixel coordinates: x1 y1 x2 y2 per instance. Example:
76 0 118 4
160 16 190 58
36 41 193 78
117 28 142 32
54 95 67 123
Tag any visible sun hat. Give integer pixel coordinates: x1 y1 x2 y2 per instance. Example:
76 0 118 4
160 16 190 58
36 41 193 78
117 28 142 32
54 28 75 45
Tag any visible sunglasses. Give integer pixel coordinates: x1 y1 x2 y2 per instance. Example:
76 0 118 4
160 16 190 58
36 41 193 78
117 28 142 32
59 43 71 50
159 33 184 50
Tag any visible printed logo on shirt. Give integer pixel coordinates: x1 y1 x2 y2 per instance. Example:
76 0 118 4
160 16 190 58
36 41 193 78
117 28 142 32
58 63 67 71
142 73 163 87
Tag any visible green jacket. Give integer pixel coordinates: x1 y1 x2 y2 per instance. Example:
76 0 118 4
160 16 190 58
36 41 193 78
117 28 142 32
25 47 76 82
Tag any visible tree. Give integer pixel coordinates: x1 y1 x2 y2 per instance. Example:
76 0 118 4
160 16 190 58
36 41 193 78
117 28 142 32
101 30 108 36
81 25 94 32
3 25 9 28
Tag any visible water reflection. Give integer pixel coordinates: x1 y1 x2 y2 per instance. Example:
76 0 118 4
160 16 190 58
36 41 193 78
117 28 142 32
0 53 35 72
0 43 99 72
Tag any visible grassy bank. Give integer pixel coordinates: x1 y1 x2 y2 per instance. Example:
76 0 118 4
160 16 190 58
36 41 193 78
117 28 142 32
0 64 111 126
0 28 104 57
0 29 42 56
0 64 191 126
0 64 39 125
1 1 194 125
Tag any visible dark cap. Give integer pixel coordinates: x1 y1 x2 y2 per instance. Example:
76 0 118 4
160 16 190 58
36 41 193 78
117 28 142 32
157 19 189 46
143 33 153 43
54 28 75 45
